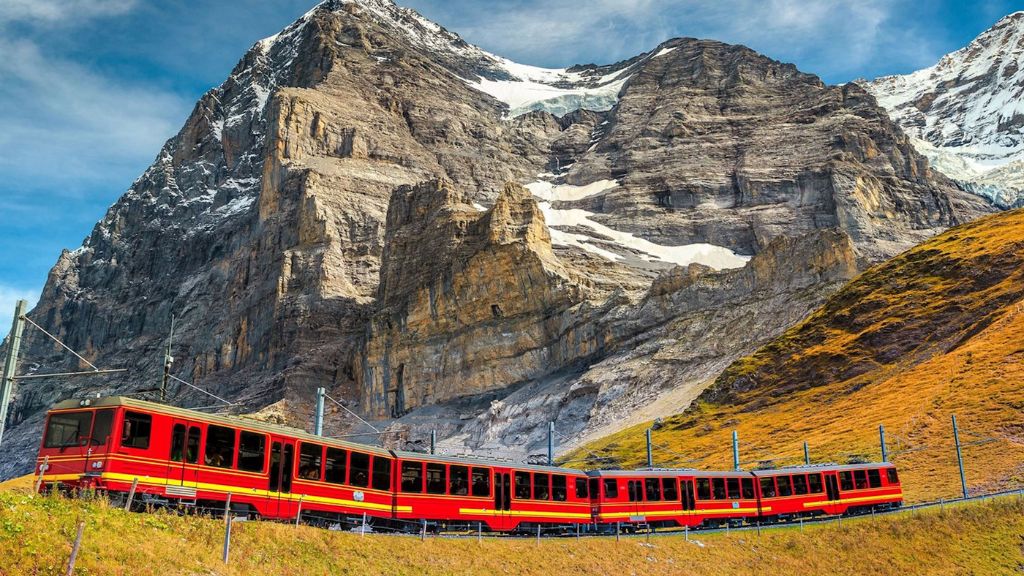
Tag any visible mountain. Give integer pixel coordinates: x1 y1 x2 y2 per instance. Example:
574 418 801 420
0 0 993 478
570 207 1024 502
863 12 1024 209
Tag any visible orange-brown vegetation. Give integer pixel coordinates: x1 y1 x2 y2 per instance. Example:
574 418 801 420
569 209 1024 503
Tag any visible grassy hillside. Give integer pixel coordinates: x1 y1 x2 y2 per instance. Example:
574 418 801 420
568 209 1024 503
0 486 1022 575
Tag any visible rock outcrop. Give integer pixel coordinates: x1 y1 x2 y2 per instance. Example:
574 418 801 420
0 0 996 478
357 180 592 417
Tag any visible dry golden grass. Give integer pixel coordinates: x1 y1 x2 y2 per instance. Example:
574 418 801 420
0 486 1022 575
568 209 1024 503
0 475 32 492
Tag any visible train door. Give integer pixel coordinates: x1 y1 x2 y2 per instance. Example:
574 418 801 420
269 439 295 519
492 469 512 530
627 479 644 521
165 419 201 502
680 479 696 512
825 473 840 503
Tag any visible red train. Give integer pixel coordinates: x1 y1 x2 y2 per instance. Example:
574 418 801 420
34 396 903 532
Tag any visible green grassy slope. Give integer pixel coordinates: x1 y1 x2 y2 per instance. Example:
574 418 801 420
1 485 1022 575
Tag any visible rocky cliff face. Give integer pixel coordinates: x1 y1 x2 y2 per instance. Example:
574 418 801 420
0 0 995 478
357 180 592 417
863 12 1024 209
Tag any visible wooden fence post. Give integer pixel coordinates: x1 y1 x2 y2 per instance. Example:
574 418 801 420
124 478 138 511
64 520 85 576
34 456 49 494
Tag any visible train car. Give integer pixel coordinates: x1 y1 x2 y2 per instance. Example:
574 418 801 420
34 396 905 533
588 469 759 529
35 397 396 522
753 463 902 520
391 450 591 532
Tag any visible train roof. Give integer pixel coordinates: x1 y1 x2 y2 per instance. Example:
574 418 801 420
50 396 392 457
390 449 586 475
587 469 750 478
751 463 895 475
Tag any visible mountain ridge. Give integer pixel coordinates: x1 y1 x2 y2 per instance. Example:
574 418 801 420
0 0 995 479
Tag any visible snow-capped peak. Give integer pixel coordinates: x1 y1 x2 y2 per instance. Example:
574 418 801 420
258 0 643 119
862 11 1024 208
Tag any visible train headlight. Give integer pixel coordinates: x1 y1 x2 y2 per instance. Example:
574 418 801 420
91 461 103 469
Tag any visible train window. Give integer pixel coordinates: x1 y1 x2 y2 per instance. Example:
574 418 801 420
325 448 348 484
450 465 469 495
426 463 446 494
185 426 200 464
121 412 152 449
401 461 423 493
372 457 391 491
515 472 532 499
854 470 868 489
603 478 619 499
350 452 370 487
298 442 323 480
760 477 777 498
237 431 265 473
472 467 490 497
204 426 235 468
793 475 808 495
576 477 589 499
712 478 727 499
886 468 899 485
839 471 854 491
44 411 93 448
534 473 550 500
645 478 662 501
741 478 755 499
696 478 711 500
589 478 599 500
868 469 882 488
726 478 740 499
808 473 823 494
662 478 678 500
777 476 793 497
552 475 567 501
92 410 114 445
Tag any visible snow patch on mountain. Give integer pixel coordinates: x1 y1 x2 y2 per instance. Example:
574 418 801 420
468 59 632 118
526 179 749 269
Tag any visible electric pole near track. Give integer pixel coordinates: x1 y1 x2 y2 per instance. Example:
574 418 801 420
0 300 28 446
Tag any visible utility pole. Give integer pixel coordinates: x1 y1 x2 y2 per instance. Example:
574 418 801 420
803 442 810 465
314 387 325 436
645 428 653 468
879 424 888 462
430 430 436 455
732 430 740 471
160 316 175 403
952 415 968 499
547 422 554 466
0 300 27 447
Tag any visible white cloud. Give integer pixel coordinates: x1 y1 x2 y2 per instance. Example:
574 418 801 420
0 37 189 195
413 0 929 82
0 0 136 25
0 286 38 341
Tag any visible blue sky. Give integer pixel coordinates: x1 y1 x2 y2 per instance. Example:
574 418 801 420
1 0 1022 332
